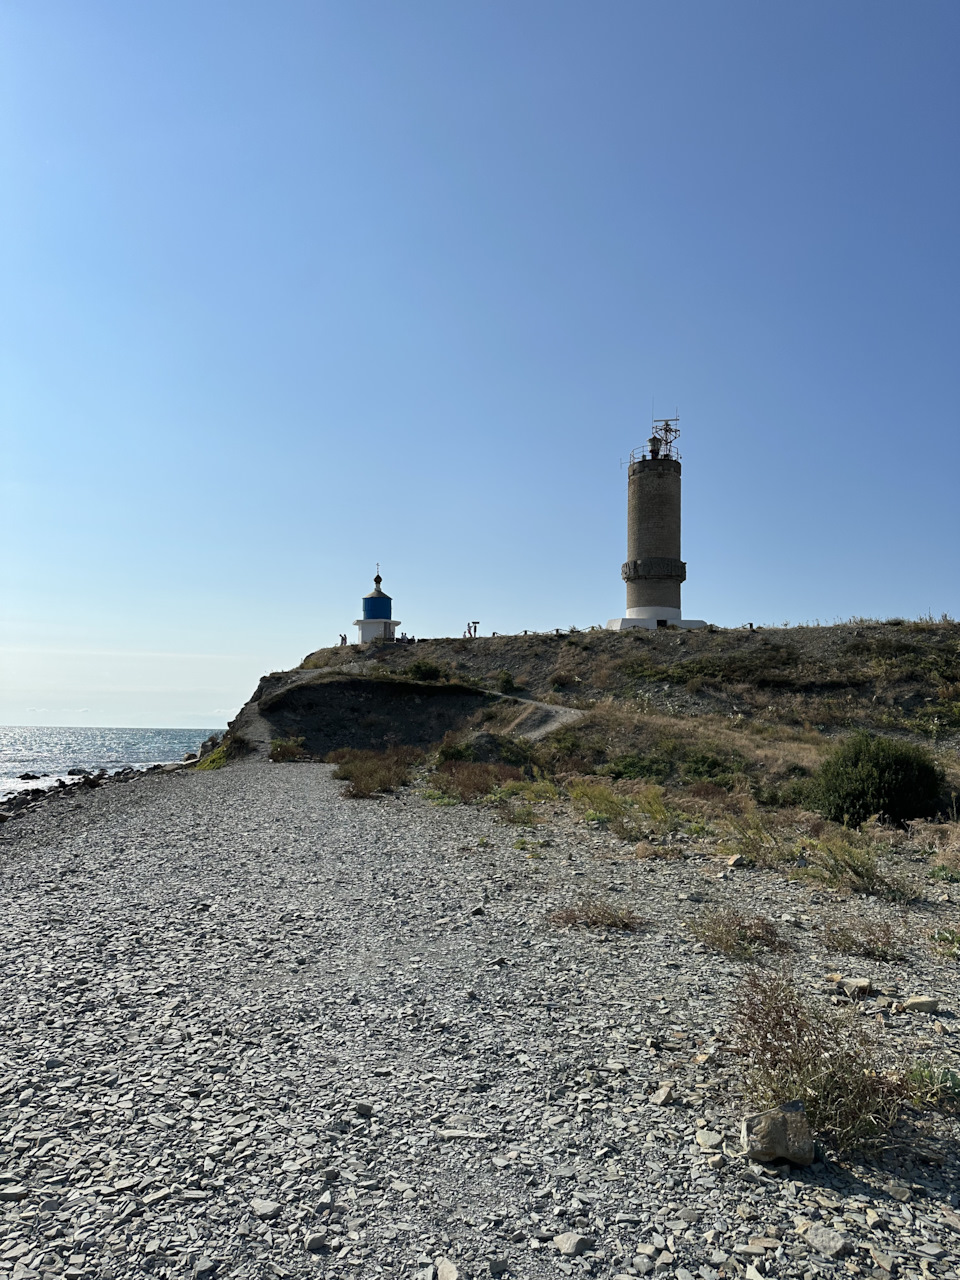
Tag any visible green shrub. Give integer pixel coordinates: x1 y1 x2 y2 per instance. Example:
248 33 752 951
811 732 944 826
196 744 230 771
406 659 444 682
502 802 542 827
550 669 578 691
802 832 909 900
929 927 960 961
536 725 609 772
499 777 558 802
195 735 250 770
270 736 309 762
496 669 517 693
601 738 745 790
905 1063 960 1114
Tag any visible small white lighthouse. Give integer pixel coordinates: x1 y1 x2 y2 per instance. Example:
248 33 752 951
354 573 400 644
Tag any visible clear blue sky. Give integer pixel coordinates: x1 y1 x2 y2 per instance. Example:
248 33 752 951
2 1 958 727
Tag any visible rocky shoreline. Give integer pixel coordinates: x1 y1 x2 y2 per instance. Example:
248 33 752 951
1 759 958 1280
0 761 196 825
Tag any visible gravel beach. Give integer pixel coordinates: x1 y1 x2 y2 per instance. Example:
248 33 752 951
2 761 959 1280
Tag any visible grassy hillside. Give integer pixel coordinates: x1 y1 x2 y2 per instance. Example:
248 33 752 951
302 618 960 737
292 621 960 842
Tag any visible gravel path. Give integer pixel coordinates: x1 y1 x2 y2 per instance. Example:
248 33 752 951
1 762 959 1280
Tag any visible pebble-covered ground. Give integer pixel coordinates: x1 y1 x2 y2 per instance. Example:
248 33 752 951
1 762 959 1280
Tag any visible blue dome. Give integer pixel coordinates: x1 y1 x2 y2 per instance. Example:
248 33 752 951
362 574 392 620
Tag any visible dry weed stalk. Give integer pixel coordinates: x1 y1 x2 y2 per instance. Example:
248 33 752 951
689 908 789 961
327 747 423 798
732 970 909 1152
821 918 905 962
548 899 646 932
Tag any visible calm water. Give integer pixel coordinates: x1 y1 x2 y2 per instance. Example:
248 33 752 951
0 726 220 798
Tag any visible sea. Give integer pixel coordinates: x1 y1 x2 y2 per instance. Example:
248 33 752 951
0 726 221 799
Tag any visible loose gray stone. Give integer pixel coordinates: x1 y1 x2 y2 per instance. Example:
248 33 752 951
802 1224 851 1259
839 977 872 999
903 995 939 1013
694 1128 723 1150
741 1102 814 1166
554 1231 594 1257
250 1197 281 1220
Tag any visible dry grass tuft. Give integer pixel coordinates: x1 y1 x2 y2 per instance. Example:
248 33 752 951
689 907 789 960
721 809 791 868
821 918 905 962
327 746 423 798
432 760 522 803
548 899 646 931
732 969 909 1152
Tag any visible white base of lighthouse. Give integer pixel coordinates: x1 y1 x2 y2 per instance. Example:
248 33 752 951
354 618 401 643
606 607 707 632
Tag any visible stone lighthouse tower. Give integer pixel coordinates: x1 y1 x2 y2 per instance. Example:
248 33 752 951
607 416 706 631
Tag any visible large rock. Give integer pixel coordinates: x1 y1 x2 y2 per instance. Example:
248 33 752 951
741 1101 814 1166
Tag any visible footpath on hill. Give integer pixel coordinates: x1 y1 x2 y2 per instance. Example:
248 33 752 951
1 762 959 1280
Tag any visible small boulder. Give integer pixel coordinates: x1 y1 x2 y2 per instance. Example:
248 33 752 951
695 1129 723 1150
436 1261 459 1280
741 1101 814 1166
250 1197 281 1221
802 1224 851 1259
649 1084 674 1106
838 977 872 1000
554 1232 594 1257
903 996 939 1014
